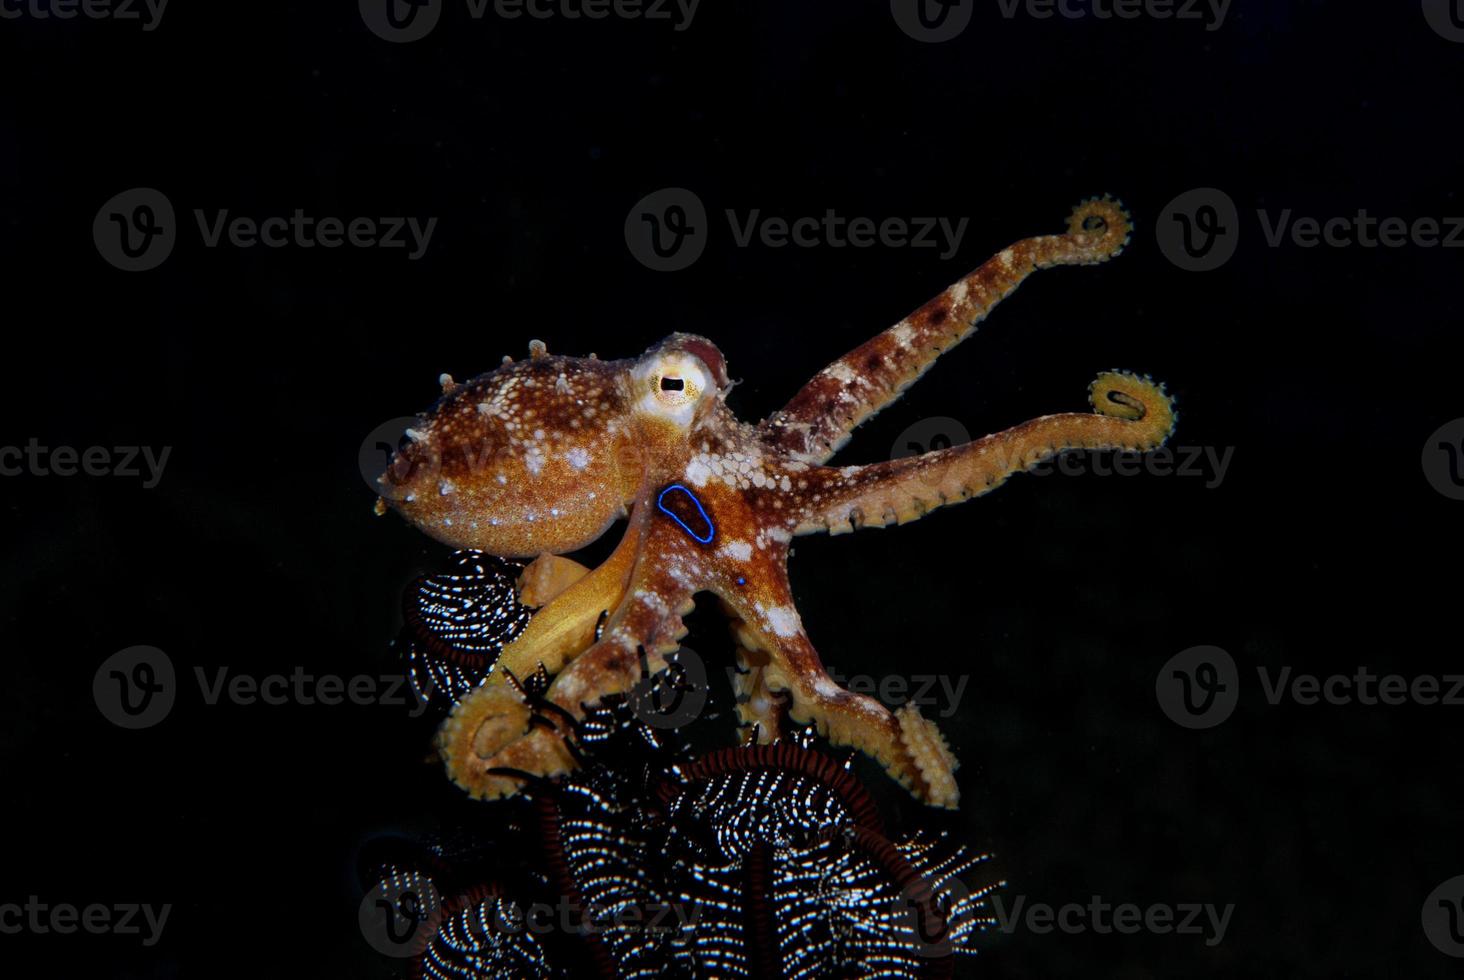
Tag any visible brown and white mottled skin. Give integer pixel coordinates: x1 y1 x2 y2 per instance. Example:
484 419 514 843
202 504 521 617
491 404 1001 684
377 198 1176 808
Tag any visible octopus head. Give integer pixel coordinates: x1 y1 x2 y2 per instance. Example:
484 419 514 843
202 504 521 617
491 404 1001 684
378 351 643 557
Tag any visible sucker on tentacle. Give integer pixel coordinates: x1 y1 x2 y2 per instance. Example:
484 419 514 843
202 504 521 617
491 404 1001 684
379 197 1175 809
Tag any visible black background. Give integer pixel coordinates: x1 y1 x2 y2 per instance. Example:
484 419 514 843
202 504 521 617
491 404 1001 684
2 1 1461 976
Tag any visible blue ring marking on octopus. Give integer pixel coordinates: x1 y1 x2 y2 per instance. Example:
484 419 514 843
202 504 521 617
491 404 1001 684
657 484 715 544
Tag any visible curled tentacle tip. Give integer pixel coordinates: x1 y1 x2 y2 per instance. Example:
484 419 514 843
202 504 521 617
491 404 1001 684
1065 196 1133 263
438 685 530 767
1088 369 1177 444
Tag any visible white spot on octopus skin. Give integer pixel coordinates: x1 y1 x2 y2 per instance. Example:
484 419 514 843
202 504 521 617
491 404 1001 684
812 675 842 698
567 446 591 471
765 604 800 638
720 539 752 561
684 456 712 488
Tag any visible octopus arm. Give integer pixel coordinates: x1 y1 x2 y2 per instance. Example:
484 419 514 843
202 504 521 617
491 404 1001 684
438 533 695 800
791 370 1176 535
479 514 645 695
542 573 696 718
759 197 1133 464
717 584 961 808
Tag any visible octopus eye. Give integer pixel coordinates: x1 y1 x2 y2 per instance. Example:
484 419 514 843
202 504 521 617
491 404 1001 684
650 361 704 412
633 347 713 425
656 375 698 406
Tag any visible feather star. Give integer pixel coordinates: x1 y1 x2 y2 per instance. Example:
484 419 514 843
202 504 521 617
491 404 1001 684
375 197 1175 808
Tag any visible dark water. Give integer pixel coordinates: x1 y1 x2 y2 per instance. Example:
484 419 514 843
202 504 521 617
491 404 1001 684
1 2 1461 976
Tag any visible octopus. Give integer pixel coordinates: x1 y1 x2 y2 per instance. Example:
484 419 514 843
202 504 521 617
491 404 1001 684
375 197 1175 809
